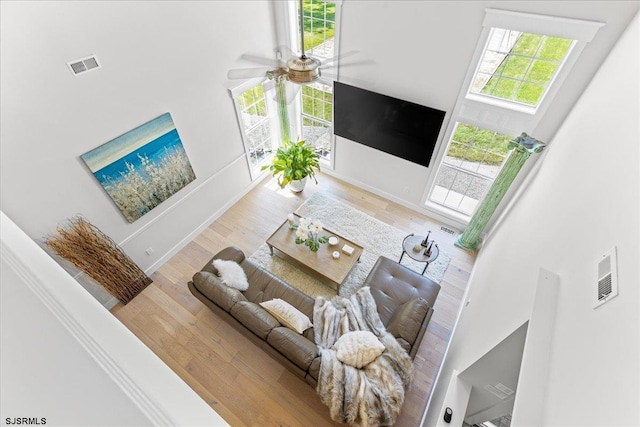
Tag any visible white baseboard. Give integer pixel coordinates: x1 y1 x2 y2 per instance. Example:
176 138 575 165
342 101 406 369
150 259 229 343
142 171 269 275
119 154 248 248
321 168 468 232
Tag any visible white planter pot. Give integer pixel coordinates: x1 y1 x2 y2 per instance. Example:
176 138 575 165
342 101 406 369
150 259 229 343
288 176 308 193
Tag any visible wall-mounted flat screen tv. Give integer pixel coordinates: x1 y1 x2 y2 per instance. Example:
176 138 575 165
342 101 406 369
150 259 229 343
333 81 446 167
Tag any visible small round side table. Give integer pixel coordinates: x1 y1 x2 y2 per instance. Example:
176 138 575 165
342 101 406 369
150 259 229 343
399 233 439 275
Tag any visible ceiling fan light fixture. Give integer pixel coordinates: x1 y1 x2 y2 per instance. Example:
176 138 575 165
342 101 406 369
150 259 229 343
286 55 321 84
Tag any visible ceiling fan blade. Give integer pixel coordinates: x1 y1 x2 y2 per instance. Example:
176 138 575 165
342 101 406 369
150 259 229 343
320 50 360 66
239 53 280 68
275 45 297 61
227 67 269 80
321 58 376 72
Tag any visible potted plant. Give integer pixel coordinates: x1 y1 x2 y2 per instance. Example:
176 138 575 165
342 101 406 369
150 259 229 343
262 140 320 192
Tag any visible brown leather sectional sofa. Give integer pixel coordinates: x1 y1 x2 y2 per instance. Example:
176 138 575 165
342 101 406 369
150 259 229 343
188 246 440 387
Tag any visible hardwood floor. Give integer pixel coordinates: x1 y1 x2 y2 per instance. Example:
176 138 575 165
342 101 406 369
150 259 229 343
112 172 476 426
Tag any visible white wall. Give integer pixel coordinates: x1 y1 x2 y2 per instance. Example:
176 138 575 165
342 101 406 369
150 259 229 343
1 212 228 426
1 1 637 277
333 1 638 222
0 1 275 274
425 11 639 427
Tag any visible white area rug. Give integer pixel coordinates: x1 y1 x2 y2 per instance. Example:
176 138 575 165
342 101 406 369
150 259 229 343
249 192 451 299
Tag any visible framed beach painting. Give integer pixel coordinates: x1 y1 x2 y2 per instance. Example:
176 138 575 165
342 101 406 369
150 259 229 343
82 113 196 223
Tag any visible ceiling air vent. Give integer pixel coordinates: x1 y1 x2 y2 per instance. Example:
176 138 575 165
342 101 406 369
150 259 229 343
594 246 618 309
484 383 515 400
68 55 101 75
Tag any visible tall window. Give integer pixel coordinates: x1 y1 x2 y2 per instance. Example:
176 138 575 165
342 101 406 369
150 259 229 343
296 0 337 162
301 82 333 159
233 82 276 179
425 9 603 221
430 30 572 216
431 123 511 215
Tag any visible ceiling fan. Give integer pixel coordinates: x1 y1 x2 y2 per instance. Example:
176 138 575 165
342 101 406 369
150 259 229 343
227 0 362 87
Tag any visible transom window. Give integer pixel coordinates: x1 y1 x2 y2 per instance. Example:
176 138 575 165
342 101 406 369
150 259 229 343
430 123 511 215
470 28 573 107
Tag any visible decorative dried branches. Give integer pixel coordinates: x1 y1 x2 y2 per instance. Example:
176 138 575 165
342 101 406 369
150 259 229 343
45 216 151 304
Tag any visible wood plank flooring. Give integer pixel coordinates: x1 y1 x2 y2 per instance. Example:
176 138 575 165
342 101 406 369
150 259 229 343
112 173 476 426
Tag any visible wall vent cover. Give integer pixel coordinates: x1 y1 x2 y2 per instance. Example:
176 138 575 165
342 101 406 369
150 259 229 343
594 246 618 308
440 226 457 235
68 55 101 75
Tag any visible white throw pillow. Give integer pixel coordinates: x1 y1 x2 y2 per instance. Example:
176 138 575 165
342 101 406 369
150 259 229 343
334 331 385 368
212 259 249 291
260 298 313 334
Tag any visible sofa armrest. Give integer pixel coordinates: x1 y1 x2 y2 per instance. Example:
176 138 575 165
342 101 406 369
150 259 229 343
200 246 246 276
192 270 247 312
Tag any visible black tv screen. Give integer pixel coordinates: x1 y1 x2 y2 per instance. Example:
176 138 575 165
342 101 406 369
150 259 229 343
333 82 446 167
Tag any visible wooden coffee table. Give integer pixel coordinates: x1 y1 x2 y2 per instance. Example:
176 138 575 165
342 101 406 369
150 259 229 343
266 214 363 291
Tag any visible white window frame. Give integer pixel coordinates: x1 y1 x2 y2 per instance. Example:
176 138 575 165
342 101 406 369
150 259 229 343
422 9 604 227
300 81 335 162
276 0 344 170
463 9 604 128
229 78 280 181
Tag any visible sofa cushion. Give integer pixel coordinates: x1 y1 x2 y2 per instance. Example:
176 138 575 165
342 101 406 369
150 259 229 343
386 298 430 346
260 299 313 334
267 327 318 371
333 331 386 368
230 301 280 339
241 261 278 302
192 271 246 312
261 280 315 320
212 259 249 291
242 258 315 320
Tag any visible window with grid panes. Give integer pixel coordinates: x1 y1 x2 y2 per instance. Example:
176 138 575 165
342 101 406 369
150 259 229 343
430 123 511 215
236 84 275 176
470 28 573 107
301 82 333 160
426 9 602 220
297 0 336 161
300 0 336 57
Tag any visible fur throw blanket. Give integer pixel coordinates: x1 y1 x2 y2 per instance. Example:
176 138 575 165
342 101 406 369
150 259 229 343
313 287 415 426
